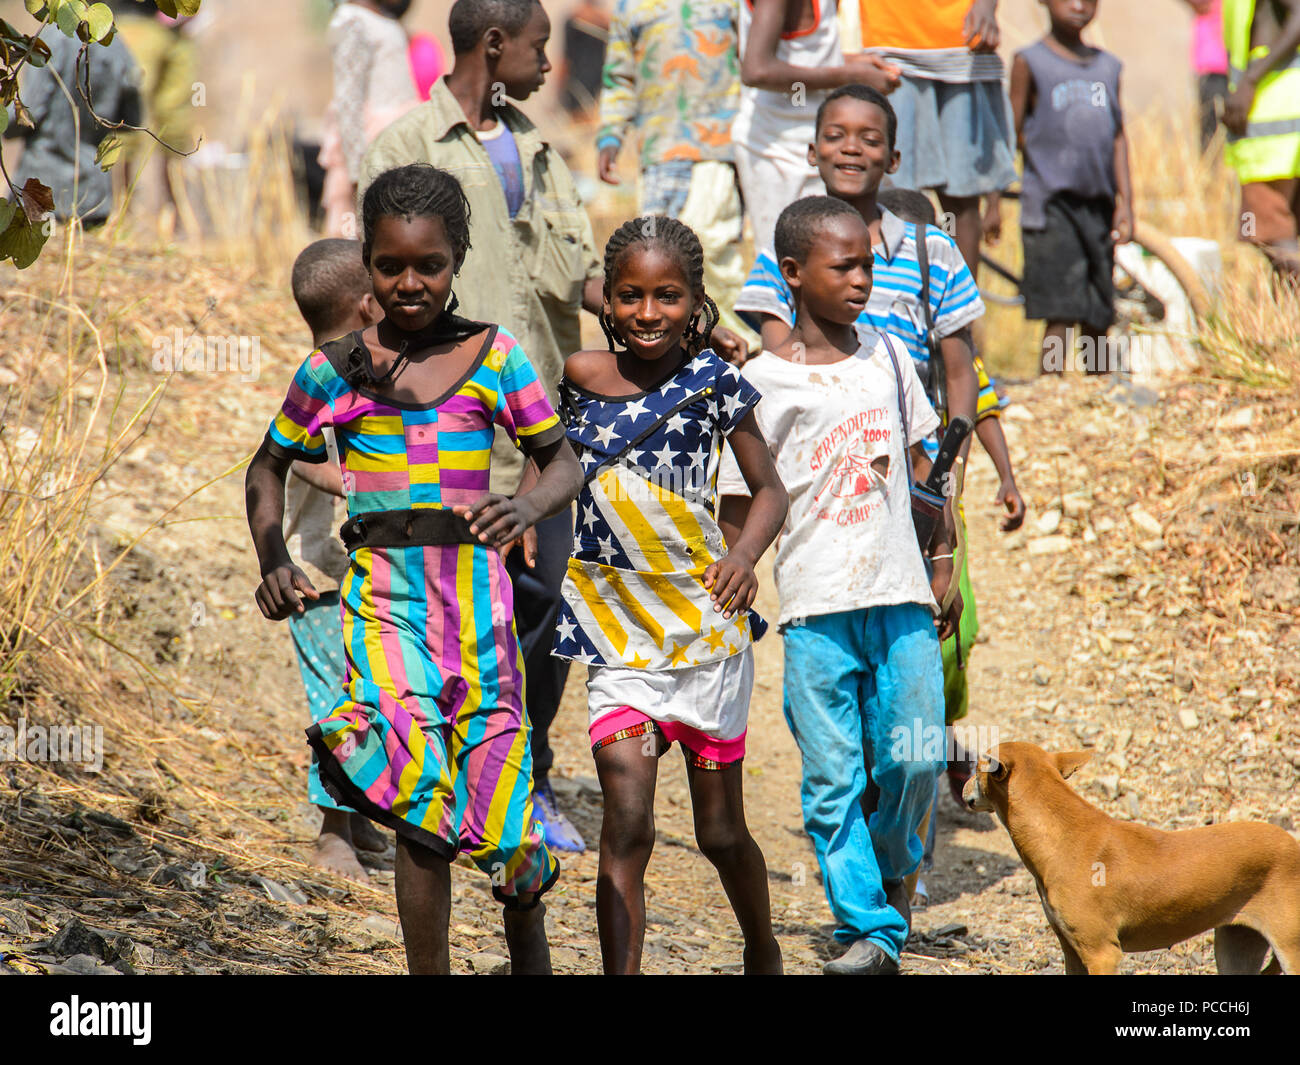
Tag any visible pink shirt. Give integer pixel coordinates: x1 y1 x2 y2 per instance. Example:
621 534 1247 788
1192 0 1228 76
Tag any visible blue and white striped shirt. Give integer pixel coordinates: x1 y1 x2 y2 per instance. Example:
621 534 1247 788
735 208 985 364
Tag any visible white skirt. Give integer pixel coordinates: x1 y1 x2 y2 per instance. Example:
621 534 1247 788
587 645 755 743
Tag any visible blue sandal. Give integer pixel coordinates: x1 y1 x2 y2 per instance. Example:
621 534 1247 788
532 780 586 854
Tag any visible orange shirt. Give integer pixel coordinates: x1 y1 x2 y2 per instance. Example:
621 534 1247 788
861 0 969 51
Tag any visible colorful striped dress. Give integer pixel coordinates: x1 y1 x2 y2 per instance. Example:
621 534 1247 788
265 324 563 901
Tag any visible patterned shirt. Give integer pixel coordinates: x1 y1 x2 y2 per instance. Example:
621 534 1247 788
265 326 562 514
596 0 740 169
360 78 602 494
552 351 765 671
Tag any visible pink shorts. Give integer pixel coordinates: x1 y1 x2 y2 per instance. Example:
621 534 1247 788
589 706 746 771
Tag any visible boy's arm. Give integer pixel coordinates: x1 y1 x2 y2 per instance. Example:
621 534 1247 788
974 416 1026 531
1111 77 1134 243
963 0 1001 53
939 330 979 433
742 0 901 94
596 5 635 185
290 459 345 497
705 412 788 619
1224 0 1300 135
1008 52 1031 150
246 440 319 619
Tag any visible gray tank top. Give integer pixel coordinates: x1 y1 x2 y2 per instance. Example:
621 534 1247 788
1018 41 1123 231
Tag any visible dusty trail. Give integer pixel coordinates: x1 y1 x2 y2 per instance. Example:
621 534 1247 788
3 321 1297 974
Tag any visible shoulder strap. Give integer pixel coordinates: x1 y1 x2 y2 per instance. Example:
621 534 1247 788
880 333 914 488
581 386 712 487
915 221 934 338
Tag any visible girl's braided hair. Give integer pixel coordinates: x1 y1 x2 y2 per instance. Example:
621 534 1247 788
600 215 719 358
361 164 473 268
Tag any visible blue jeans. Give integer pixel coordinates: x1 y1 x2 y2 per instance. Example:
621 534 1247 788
782 603 945 959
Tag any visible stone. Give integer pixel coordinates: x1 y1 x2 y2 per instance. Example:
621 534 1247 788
1178 709 1200 730
1035 509 1062 535
1095 774 1121 800
467 951 510 975
1032 666 1052 687
1214 406 1255 430
1028 535 1071 556
49 917 108 960
1128 506 1163 537
359 915 401 946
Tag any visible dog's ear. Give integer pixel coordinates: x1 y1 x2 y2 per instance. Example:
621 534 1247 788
1054 749 1094 780
981 752 1008 781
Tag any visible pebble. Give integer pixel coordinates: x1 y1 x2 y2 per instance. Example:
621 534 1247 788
1128 507 1163 537
1028 535 1071 556
1178 709 1200 730
1035 509 1062 535
467 951 510 975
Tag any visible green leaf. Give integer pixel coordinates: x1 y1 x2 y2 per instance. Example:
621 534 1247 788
95 134 122 171
154 0 178 16
85 3 113 42
0 199 15 232
0 208 50 270
55 2 80 36
172 0 202 16
0 109 7 136
23 1 48 18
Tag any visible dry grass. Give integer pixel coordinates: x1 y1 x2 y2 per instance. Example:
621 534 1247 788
0 101 1296 974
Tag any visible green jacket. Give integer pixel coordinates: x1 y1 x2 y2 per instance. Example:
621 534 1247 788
359 77 601 490
1224 0 1300 183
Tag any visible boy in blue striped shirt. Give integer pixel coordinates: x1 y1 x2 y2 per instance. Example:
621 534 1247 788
735 84 979 438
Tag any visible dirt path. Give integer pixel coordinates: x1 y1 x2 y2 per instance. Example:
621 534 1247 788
4 288 1297 974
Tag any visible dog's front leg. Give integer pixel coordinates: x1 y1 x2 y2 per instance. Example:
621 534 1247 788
1050 927 1088 975
1077 941 1123 974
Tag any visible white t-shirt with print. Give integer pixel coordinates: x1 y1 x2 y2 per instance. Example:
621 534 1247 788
717 328 941 625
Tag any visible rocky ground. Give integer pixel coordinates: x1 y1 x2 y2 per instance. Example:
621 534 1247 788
2 249 1297 974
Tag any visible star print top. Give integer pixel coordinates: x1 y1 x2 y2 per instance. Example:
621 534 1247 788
552 350 766 671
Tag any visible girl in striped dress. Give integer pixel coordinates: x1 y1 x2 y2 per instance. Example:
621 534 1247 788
554 217 789 973
246 164 582 975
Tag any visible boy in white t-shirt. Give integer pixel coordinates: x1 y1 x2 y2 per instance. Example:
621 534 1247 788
718 196 958 975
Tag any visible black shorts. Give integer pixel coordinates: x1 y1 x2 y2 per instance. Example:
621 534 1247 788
1021 193 1116 330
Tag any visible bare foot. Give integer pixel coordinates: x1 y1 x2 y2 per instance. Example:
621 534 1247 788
349 813 388 854
313 831 369 883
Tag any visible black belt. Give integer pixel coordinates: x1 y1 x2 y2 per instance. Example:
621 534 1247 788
340 508 478 552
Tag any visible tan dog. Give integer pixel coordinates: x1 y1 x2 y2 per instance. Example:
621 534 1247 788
963 741 1300 974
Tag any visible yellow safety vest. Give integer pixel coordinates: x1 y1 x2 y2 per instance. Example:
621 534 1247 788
1223 0 1300 182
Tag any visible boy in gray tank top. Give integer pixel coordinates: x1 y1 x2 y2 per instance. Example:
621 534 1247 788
1009 0 1133 375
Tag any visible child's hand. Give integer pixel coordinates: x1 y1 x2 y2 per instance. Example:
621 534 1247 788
703 551 758 620
710 325 749 366
598 144 621 185
842 53 902 94
455 494 539 550
929 558 961 641
1223 78 1257 138
963 0 1000 53
1111 202 1134 245
995 477 1026 531
255 563 319 620
501 523 540 568
982 195 1003 246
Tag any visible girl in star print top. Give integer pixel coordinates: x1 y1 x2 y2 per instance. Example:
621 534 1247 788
553 216 789 973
